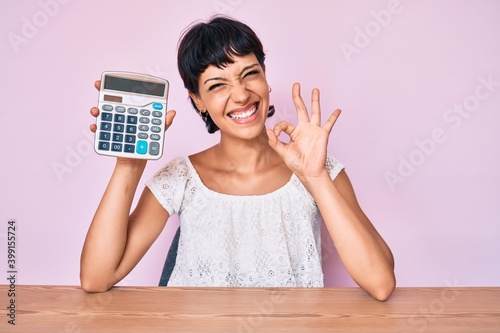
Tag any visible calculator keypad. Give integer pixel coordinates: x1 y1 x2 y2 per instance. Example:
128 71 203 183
96 103 164 158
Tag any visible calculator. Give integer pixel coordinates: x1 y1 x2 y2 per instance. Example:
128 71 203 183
94 71 169 160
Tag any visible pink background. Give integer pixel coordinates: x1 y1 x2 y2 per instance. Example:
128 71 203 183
1 0 499 288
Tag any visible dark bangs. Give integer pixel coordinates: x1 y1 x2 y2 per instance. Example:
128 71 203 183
177 16 266 95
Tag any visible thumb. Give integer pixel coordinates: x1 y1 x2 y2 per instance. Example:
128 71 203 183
165 110 176 131
266 128 287 158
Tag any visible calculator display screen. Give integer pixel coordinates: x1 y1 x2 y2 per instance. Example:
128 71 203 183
104 75 166 97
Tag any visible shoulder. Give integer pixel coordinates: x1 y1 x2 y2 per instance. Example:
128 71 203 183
145 156 193 215
147 156 192 186
156 156 190 175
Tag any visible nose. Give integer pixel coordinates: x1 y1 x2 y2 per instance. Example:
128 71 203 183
230 81 250 104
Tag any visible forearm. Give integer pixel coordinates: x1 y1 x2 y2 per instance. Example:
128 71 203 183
80 160 147 292
303 171 395 300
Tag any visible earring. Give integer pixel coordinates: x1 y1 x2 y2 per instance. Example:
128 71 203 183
268 105 275 117
200 110 208 120
268 86 272 93
200 110 219 133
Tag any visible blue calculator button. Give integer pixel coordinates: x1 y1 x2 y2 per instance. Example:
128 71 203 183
100 122 112 131
126 125 137 134
113 124 124 133
102 112 113 121
111 143 123 152
152 103 163 110
125 135 136 143
114 114 125 123
124 144 135 153
98 142 110 151
99 132 111 141
127 115 138 124
112 133 123 142
136 141 148 154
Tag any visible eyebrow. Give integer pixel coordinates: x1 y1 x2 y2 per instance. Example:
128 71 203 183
203 63 260 85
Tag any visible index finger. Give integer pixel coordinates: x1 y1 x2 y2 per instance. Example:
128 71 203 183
94 80 101 91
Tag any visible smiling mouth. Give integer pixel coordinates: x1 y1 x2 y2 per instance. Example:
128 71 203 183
228 103 259 120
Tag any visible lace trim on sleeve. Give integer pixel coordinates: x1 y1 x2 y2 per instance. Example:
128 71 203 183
326 155 345 180
145 156 189 215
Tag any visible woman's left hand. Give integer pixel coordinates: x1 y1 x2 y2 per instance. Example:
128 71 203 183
267 82 341 181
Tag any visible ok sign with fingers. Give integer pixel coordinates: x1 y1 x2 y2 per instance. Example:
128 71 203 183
267 82 341 182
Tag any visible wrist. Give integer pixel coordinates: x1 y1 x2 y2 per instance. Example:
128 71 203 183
298 169 332 193
113 158 147 180
115 158 147 169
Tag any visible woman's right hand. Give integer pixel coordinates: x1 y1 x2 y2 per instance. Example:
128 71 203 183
89 80 177 165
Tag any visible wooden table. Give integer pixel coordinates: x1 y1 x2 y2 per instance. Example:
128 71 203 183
1 285 499 332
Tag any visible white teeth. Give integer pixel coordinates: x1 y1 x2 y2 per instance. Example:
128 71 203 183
228 105 257 120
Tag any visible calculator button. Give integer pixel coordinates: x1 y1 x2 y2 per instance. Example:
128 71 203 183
136 141 148 154
138 133 148 139
140 109 151 116
149 142 160 155
125 135 136 143
111 143 123 152
116 106 126 113
126 125 137 134
114 124 124 132
99 132 111 141
102 112 113 121
139 125 149 132
153 103 163 110
98 142 110 150
127 116 138 124
100 122 112 131
152 111 162 117
128 108 138 114
124 144 135 153
102 105 113 111
114 114 125 123
151 126 162 133
139 117 150 124
150 134 161 141
152 119 162 125
112 133 123 142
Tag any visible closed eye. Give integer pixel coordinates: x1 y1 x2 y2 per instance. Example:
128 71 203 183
208 83 224 91
244 70 260 78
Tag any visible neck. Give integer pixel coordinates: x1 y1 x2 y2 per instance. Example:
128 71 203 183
215 129 279 173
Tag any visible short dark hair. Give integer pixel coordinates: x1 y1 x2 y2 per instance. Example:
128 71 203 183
177 16 272 133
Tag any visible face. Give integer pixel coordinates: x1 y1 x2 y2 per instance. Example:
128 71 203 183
190 53 269 139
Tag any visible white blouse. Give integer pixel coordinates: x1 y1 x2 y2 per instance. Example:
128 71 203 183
146 155 344 287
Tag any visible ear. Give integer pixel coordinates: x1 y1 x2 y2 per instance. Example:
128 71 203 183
188 91 205 111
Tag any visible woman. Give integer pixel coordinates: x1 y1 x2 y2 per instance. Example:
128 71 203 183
80 16 395 301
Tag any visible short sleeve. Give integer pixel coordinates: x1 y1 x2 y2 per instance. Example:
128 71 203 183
145 157 189 216
325 155 345 180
